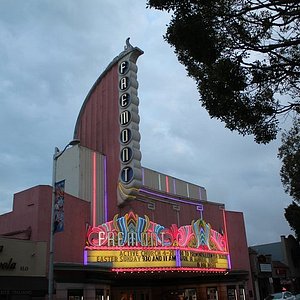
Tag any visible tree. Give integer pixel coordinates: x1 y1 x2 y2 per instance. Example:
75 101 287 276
279 119 300 202
278 118 300 239
284 202 300 240
147 0 300 144
147 0 300 238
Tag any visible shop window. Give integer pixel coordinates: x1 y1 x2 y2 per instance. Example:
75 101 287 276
68 289 83 300
184 289 197 300
207 287 218 300
120 291 135 300
227 286 237 300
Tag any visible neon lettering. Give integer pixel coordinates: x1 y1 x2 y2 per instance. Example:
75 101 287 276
120 110 131 126
107 231 115 247
120 128 131 144
120 93 130 108
98 231 105 246
118 232 125 246
119 77 129 91
121 167 133 183
119 61 129 75
120 147 132 163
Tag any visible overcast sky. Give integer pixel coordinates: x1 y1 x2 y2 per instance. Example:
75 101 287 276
0 1 294 246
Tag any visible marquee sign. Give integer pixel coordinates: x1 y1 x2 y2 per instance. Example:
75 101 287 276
117 39 143 204
84 211 230 273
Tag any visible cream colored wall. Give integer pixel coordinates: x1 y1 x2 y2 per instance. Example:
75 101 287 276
142 167 207 201
0 237 47 277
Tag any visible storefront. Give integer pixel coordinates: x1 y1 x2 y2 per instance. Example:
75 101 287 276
0 237 47 299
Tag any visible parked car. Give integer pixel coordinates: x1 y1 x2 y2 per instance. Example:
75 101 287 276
265 292 295 300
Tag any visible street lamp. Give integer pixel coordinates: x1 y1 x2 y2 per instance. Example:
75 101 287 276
48 139 80 300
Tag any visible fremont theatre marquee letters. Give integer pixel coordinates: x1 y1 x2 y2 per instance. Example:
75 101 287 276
117 41 143 204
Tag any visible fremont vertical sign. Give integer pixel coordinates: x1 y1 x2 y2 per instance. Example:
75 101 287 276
117 39 143 204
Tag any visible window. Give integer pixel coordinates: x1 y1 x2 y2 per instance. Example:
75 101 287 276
239 286 245 300
227 286 237 300
207 287 218 300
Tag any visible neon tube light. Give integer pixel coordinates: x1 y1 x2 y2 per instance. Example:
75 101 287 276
104 156 108 222
139 188 203 206
166 176 169 193
85 212 230 272
92 152 97 227
86 212 228 252
176 249 181 267
112 267 227 273
84 250 88 265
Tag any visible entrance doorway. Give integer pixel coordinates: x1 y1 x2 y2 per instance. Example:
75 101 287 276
163 288 197 300
116 289 150 300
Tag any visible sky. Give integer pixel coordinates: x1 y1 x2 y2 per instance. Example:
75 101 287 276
0 0 294 246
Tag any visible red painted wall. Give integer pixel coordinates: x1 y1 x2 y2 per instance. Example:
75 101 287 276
0 186 51 241
74 64 120 222
119 198 226 237
226 210 251 270
0 185 90 265
0 185 252 282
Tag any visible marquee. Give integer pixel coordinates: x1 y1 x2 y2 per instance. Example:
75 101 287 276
84 211 230 273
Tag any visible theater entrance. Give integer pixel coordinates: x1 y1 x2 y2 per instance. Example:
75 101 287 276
162 288 197 300
112 287 198 300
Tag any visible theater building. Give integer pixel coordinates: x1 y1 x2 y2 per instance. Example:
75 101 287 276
0 40 253 300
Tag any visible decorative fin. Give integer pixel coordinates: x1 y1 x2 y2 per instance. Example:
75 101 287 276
124 37 133 50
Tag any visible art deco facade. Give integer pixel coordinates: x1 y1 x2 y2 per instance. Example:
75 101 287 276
0 40 253 300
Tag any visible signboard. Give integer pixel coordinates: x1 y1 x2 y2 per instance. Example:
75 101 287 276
260 263 272 272
85 211 230 273
117 39 144 204
87 249 176 268
0 237 47 277
53 180 65 233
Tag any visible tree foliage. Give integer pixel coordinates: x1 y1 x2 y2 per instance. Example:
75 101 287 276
278 118 300 202
147 0 300 238
278 118 300 239
284 202 300 240
147 0 300 144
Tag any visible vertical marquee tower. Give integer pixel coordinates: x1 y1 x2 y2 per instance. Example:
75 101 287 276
74 38 143 218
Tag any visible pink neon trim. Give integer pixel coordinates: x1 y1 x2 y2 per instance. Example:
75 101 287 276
166 176 169 193
112 267 227 273
104 156 108 222
92 152 97 227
